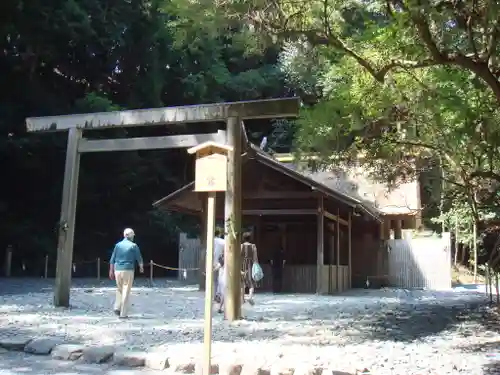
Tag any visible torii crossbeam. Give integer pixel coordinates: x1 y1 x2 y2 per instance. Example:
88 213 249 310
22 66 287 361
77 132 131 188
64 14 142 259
26 98 300 321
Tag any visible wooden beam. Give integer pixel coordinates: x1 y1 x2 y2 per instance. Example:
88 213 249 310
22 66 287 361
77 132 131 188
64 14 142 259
394 219 402 239
348 211 352 289
224 116 242 322
26 98 300 132
242 209 317 216
316 196 324 294
324 210 349 226
54 128 82 307
243 191 315 200
78 131 226 153
381 218 391 240
241 120 249 146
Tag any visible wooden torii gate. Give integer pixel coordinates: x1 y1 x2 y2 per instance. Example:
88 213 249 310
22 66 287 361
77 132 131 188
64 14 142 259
25 98 300 321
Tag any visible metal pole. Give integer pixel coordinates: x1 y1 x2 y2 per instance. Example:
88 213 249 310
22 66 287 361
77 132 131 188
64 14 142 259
150 260 154 285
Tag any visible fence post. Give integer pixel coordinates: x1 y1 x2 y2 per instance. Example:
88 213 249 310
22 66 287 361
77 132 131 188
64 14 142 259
495 272 499 305
4 245 12 277
44 255 49 278
489 267 494 304
150 260 153 285
486 265 490 297
97 258 101 281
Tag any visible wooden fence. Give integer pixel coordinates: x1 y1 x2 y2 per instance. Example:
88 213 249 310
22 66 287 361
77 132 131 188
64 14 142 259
178 232 202 283
387 232 452 289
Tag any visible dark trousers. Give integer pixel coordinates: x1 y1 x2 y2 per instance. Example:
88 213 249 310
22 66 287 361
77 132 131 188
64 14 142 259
272 268 283 293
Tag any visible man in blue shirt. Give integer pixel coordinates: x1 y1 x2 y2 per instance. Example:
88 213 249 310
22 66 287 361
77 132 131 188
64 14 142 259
109 228 144 318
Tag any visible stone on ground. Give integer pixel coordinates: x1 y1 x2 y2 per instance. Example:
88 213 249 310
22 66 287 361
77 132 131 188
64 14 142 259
271 365 294 375
51 344 85 360
113 350 147 367
0 279 495 374
80 345 115 364
145 351 170 370
195 362 219 375
171 360 196 374
0 336 32 351
242 367 270 375
293 366 322 375
24 337 64 355
220 363 243 375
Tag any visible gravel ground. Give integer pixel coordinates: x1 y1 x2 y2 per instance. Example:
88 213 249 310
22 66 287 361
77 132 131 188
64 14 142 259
1 278 500 374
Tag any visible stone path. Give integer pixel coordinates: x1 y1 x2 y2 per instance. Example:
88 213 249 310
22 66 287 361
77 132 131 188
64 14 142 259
1 279 500 374
0 351 165 375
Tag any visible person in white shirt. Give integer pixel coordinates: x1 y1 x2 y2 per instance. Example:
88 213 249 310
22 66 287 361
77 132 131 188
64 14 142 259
213 227 225 302
214 252 226 315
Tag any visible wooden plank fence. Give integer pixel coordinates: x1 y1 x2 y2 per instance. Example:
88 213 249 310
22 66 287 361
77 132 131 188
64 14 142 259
388 232 452 289
178 233 201 283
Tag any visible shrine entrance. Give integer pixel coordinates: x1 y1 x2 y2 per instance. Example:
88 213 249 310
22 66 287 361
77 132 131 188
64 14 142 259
25 98 300 321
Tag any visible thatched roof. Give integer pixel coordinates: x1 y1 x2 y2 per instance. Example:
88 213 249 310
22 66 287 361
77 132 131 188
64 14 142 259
275 154 421 216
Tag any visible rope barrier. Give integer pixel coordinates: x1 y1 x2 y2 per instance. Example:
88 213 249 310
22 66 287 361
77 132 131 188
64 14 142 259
151 261 199 271
6 255 199 283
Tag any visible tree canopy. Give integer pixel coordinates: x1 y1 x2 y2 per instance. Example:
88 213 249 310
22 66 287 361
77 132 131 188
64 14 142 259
2 0 499 274
0 0 292 275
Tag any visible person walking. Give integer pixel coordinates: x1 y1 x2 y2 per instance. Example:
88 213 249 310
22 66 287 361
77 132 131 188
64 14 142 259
109 228 144 318
214 252 226 315
213 227 225 302
241 232 258 305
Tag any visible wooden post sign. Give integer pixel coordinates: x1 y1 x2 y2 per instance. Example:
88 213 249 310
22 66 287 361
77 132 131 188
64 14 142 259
189 142 232 192
187 141 233 375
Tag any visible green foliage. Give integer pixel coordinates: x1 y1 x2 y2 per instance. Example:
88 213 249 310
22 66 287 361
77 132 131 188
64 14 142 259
0 0 293 273
74 93 122 113
208 0 500 102
431 201 498 247
225 0 500 242
294 54 500 230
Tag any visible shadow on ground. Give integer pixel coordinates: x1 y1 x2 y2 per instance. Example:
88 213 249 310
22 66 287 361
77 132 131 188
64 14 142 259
452 307 500 374
234 299 487 346
0 298 487 347
483 360 500 375
0 279 491 349
0 277 159 296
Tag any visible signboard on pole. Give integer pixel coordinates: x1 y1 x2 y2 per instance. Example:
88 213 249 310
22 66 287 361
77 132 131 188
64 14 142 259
187 141 233 375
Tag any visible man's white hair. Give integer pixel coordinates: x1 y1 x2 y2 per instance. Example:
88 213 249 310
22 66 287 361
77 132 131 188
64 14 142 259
123 228 135 239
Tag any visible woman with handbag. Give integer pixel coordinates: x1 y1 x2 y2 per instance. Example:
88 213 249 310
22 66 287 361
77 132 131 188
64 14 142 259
241 232 259 305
